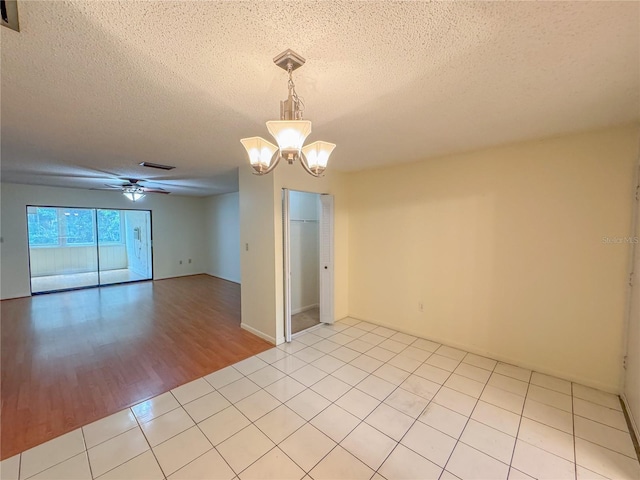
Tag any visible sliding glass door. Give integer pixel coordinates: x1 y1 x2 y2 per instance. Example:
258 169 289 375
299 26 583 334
27 206 152 294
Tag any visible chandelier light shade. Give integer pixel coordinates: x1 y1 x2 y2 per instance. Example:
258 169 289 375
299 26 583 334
241 49 335 177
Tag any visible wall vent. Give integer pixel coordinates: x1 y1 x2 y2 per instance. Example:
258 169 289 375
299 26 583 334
139 162 176 171
1 0 19 32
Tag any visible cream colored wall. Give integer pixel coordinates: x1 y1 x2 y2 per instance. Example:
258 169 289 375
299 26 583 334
205 192 241 284
348 125 638 392
0 183 208 299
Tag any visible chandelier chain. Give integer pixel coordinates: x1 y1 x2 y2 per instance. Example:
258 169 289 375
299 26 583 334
287 63 305 119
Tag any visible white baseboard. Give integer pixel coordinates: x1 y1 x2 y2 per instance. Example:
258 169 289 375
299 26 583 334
346 314 620 394
241 322 276 345
621 393 640 444
292 303 319 315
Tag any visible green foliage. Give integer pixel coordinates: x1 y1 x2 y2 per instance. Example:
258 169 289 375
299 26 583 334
28 208 123 246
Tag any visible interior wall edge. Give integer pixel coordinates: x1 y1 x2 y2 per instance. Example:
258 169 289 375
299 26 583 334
347 313 621 394
240 322 276 345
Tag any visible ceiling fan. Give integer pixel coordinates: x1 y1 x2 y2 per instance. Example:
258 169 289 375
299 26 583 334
96 179 170 201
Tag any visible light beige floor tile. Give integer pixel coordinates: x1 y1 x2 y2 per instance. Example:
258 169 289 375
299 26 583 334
326 333 353 346
399 346 432 363
511 440 575 480
184 391 231 423
341 423 397 470
329 346 361 363
413 364 451 385
311 355 345 374
575 437 640 480
289 364 328 387
1 454 20 480
518 417 574 462
98 451 163 480
420 402 468 439
332 364 369 386
527 385 572 413
573 398 628 431
399 375 440 400
365 346 397 363
378 339 407 354
285 388 330 421
310 375 351 402
508 467 536 479
218 378 261 404
454 363 491 383
388 354 422 373
356 375 396 401
293 347 325 364
293 333 323 346
199 406 251 446
354 322 378 332
488 373 529 397
480 385 525 414
235 390 281 422
389 332 418 345
444 374 485 398
433 387 477 416
435 346 467 361
384 388 429 418
256 348 289 365
309 446 374 480
153 427 212 477
88 428 150 478
172 379 215 405
522 398 573 434
365 403 414 441
272 356 308 375
279 424 336 472
401 422 457 468
371 326 396 338
471 401 521 437
204 367 244 390
530 373 571 395
238 447 304 480
573 384 621 411
575 465 609 480
30 452 91 480
232 356 267 376
132 392 181 423
462 354 498 371
373 363 411 385
342 327 368 339
379 444 442 480
338 317 361 326
217 425 274 473
83 409 138 449
350 354 384 373
359 332 387 346
20 429 86 479
264 377 306 403
310 404 361 443
574 415 636 458
346 339 375 354
335 388 380 419
425 354 460 372
461 420 516 464
441 470 462 480
247 366 286 388
412 338 441 353
494 363 531 383
255 405 306 444
446 442 509 480
277 342 306 354
168 449 234 480
141 407 195 447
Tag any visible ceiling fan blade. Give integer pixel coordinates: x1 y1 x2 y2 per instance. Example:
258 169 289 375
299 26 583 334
142 188 170 194
103 184 123 189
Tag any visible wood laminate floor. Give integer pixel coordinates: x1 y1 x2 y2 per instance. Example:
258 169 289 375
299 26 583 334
0 274 271 460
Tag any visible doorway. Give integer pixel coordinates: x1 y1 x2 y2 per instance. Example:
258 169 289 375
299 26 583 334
27 206 153 294
283 189 334 340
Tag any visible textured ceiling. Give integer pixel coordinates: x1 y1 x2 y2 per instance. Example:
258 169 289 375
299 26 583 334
1 1 638 196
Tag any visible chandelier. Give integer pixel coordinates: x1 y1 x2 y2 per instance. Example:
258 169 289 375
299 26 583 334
122 186 145 202
240 50 336 177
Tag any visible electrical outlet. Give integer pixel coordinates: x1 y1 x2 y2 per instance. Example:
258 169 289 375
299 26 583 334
245 243 249 251
418 302 424 312
188 259 192 264
179 260 183 265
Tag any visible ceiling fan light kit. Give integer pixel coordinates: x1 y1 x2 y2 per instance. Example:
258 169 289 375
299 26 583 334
240 49 336 177
122 185 146 202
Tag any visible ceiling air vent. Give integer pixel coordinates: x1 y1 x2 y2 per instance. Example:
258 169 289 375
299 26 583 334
1 0 19 32
139 162 176 171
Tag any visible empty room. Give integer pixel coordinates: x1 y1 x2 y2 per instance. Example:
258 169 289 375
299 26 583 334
1 2 639 480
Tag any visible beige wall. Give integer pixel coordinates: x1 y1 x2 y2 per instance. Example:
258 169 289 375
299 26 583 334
205 192 241 284
348 125 638 392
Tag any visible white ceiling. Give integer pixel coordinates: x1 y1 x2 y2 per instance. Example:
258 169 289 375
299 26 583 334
1 1 638 196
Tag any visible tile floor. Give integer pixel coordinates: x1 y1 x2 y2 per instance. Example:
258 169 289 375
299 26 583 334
1 318 639 480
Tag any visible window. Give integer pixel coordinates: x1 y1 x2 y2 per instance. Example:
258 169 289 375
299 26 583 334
27 207 124 247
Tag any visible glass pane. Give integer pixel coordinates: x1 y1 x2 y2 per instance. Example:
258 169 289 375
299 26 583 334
64 209 95 245
27 207 59 246
97 210 122 243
